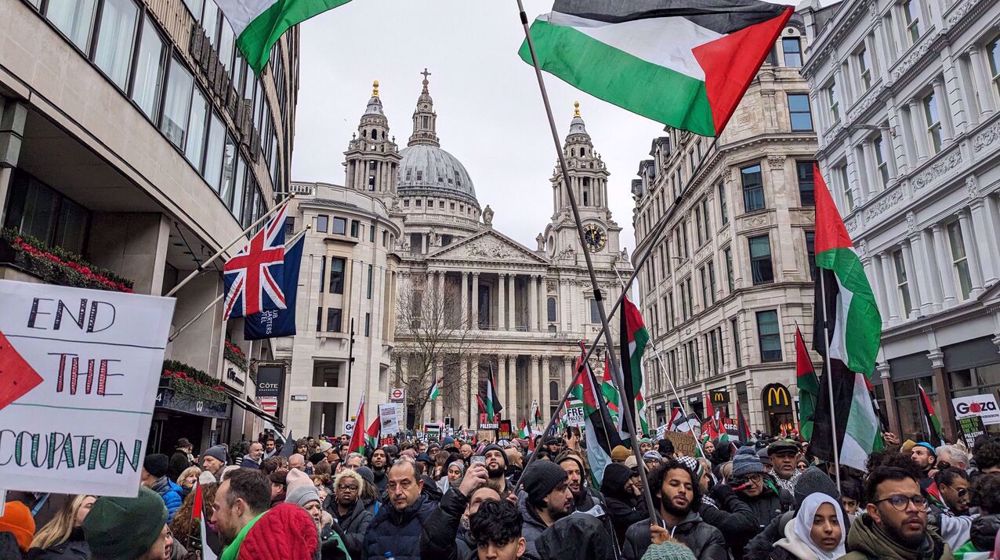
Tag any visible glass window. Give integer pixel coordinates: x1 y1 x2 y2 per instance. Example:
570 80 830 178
181 0 204 18
219 20 235 74
894 376 935 440
708 262 717 304
332 217 347 235
756 310 782 362
590 299 601 323
202 0 219 48
718 182 728 224
731 317 742 367
700 267 709 309
923 92 942 154
316 215 328 233
988 37 1000 97
948 221 973 300
219 134 236 201
797 160 815 206
365 312 371 337
805 231 816 280
874 135 890 187
741 164 765 212
185 88 208 171
329 257 345 294
546 297 557 323
231 158 246 223
203 112 225 191
230 157 245 216
724 247 734 292
131 16 165 120
903 0 921 44
318 256 326 294
749 234 774 285
857 43 872 91
93 0 138 90
827 80 840 123
838 165 854 212
782 37 802 68
350 220 360 238
46 0 98 51
788 93 814 131
366 264 373 299
893 250 912 317
326 308 342 333
3 171 91 255
160 58 194 149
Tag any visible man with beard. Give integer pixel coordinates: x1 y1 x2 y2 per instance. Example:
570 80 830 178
330 469 373 560
911 442 937 484
371 447 390 493
420 462 504 560
518 460 574 558
930 467 974 551
210 469 271 551
555 451 605 515
622 460 728 560
481 444 512 497
842 465 950 560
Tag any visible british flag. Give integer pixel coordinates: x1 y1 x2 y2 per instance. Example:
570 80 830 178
223 204 289 320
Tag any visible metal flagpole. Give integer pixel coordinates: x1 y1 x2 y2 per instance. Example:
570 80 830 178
819 271 842 490
516 0 657 522
165 194 297 298
611 265 705 458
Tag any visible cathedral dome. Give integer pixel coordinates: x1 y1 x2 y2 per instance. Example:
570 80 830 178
398 144 478 206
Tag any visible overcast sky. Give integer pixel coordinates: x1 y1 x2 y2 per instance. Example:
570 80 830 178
290 0 671 255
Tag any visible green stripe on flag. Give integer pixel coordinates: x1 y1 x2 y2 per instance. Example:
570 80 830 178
238 0 352 73
519 18 715 136
816 247 881 376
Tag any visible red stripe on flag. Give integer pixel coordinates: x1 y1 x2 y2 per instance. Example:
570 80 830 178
813 163 855 253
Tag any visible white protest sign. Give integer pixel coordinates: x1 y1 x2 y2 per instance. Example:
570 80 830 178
566 406 585 427
953 394 1000 425
0 280 175 497
344 421 356 436
379 403 400 435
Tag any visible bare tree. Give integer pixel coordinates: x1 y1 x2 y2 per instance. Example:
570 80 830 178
393 273 487 429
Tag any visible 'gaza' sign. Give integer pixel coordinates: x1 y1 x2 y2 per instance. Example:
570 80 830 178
0 280 175 496
952 394 1000 426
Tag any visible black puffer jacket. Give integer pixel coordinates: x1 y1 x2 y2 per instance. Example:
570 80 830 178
622 512 728 560
330 498 373 560
700 484 759 559
419 488 476 560
362 495 436 560
536 513 614 560
602 464 648 547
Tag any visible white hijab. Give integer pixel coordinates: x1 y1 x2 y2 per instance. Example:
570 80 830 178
779 493 847 560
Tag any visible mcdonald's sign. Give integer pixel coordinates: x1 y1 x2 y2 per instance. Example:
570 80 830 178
762 383 792 411
709 389 729 403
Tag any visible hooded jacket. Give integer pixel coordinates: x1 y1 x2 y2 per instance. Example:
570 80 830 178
536 513 615 560
519 494 551 560
622 511 728 560
152 476 185 523
420 488 476 560
363 494 436 560
700 483 760 560
841 513 953 560
329 497 372 560
602 463 649 546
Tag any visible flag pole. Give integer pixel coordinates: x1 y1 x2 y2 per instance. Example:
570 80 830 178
165 194 297 298
612 264 705 458
516 0 657 522
819 271 842 490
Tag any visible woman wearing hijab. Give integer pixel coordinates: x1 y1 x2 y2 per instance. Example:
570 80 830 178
437 460 465 494
768 493 846 560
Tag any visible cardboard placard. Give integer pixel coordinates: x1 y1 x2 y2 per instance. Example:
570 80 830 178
958 415 987 450
0 280 175 496
664 432 697 458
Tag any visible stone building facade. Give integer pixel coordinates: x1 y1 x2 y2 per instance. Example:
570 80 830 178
632 20 819 435
800 0 1000 441
0 0 298 451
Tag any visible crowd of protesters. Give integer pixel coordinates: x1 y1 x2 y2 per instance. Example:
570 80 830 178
5 425 1000 560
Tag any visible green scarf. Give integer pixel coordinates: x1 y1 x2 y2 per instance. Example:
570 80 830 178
219 512 266 560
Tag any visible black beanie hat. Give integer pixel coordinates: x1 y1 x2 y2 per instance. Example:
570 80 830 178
482 443 509 469
521 460 568 502
143 453 169 478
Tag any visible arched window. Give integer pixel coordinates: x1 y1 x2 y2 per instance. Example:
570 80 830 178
547 297 557 322
581 148 586 156
370 129 377 140
549 381 559 402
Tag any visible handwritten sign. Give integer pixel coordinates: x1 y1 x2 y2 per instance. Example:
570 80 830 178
379 403 401 435
664 432 697 458
0 280 175 497
565 406 585 427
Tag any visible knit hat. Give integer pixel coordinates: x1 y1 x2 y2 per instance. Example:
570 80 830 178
442 436 456 450
521 460 569 502
793 466 840 508
285 468 320 507
356 466 375 485
309 452 326 465
624 456 639 470
757 447 771 466
767 438 800 456
0 501 35 552
556 450 586 474
199 470 218 485
638 542 698 560
84 487 167 559
143 454 169 478
731 446 766 478
482 443 509 468
915 442 937 456
203 445 227 464
611 445 631 462
237 503 319 559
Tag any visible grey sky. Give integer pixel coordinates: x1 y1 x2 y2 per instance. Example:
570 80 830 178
290 0 671 255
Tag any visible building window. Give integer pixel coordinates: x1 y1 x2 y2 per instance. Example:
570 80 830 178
130 16 166 120
367 264 374 299
3 170 91 255
741 164 765 212
826 80 840 123
694 205 704 246
203 113 225 191
45 0 98 51
332 217 347 235
805 231 816 280
589 299 601 323
988 37 1000 98
326 308 342 332
160 58 194 149
707 262 717 305
756 310 782 362
665 291 674 331
94 0 139 90
873 135 890 187
724 247 735 292
856 42 872 91
329 257 345 294
350 219 360 238
838 165 854 213
749 234 774 285
219 135 236 202
923 92 942 154
718 182 729 224
902 0 921 44
796 160 815 206
700 198 711 241
947 221 973 300
364 312 371 337
318 256 326 294
547 297 557 322
782 37 802 67
699 267 709 310
788 93 814 131
185 88 208 171
316 215 329 233
682 278 693 321
731 317 742 367
370 222 376 242
316 307 323 331
893 250 912 317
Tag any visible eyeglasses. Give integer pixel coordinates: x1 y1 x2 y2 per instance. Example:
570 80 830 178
874 494 928 511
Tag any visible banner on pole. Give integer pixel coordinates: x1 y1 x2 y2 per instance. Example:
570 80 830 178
0 280 175 496
379 403 401 435
952 394 1000 426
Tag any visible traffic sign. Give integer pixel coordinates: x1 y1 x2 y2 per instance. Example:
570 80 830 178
390 387 406 402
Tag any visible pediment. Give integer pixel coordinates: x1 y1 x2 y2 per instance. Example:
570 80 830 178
428 231 548 265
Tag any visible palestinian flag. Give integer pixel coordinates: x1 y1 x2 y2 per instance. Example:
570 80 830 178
925 480 946 510
735 400 752 443
427 378 442 401
483 368 503 420
365 415 380 452
620 295 649 429
704 393 719 438
669 407 699 433
795 327 819 441
216 0 351 73
636 391 650 435
811 165 884 471
192 483 218 560
571 346 623 489
919 384 944 447
476 394 487 415
519 0 793 136
348 396 367 454
602 353 622 422
519 419 531 439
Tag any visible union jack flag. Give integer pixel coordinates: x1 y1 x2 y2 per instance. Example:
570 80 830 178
223 205 289 320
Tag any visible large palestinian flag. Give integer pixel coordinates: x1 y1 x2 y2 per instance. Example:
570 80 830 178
795 327 819 441
571 348 623 489
519 0 793 136
620 295 649 431
810 165 884 471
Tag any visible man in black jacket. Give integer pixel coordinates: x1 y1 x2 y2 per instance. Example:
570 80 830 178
363 459 436 560
420 462 505 560
330 469 373 559
622 460 728 560
370 447 389 493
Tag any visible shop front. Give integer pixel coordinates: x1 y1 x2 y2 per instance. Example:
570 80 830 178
761 383 794 435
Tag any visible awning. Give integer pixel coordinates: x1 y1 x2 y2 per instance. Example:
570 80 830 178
229 396 284 429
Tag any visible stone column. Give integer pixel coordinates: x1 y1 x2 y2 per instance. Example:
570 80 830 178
509 356 519 423
497 354 508 418
528 356 540 423
969 46 997 116
958 210 985 297
540 356 551 425
498 274 507 330
970 187 1000 285
559 279 568 332
459 358 469 429
886 103 910 175
508 275 516 330
932 78 954 144
527 275 537 331
438 270 446 308
932 224 958 307
901 240 921 318
538 275 547 331
877 362 899 434
928 349 957 443
862 142 880 195
461 271 469 329
908 99 930 163
563 357 574 402
941 48 969 136
920 229 943 311
873 254 896 326
909 227 934 315
471 272 480 330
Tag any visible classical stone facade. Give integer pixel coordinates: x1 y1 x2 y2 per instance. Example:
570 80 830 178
800 0 1000 441
0 0 297 450
632 20 818 435
287 76 632 434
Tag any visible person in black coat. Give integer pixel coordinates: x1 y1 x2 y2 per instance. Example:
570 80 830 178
328 470 373 560
602 463 649 547
700 482 760 559
420 463 504 560
168 438 194 481
363 460 436 560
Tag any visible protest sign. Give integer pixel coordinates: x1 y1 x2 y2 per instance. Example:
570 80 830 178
565 406 585 427
498 420 513 440
424 423 442 441
952 394 1000 426
344 421 356 436
958 415 987 450
479 413 498 430
0 280 175 497
379 403 401 435
665 432 697 457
